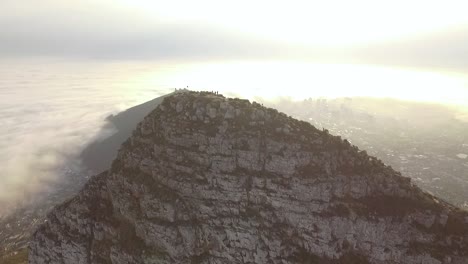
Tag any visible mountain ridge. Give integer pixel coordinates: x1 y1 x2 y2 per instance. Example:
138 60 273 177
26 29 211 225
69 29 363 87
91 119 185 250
30 91 468 263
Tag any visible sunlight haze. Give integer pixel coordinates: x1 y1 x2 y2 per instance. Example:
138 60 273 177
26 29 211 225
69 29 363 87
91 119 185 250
118 0 468 45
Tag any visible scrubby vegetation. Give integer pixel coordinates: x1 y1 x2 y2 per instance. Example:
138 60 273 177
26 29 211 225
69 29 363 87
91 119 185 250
0 248 28 264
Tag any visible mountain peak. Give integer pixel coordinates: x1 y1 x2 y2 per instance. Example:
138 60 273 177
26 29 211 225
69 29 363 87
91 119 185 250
30 92 468 263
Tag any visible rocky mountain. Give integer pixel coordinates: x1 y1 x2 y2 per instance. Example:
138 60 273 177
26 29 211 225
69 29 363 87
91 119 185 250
29 91 468 263
81 93 468 209
1 91 177 262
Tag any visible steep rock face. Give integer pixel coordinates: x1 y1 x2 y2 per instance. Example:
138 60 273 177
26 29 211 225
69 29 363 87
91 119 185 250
30 92 468 263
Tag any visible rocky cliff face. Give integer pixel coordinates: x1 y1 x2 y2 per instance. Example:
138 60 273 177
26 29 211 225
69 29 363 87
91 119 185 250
29 92 468 263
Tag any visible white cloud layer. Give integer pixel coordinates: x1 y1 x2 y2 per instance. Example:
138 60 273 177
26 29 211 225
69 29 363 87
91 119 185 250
0 60 173 216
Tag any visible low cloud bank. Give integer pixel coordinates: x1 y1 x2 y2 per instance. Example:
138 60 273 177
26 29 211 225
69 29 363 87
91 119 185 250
0 61 172 217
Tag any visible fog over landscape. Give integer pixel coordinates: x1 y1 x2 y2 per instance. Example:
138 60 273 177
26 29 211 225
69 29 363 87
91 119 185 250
2 1 468 261
1 60 468 216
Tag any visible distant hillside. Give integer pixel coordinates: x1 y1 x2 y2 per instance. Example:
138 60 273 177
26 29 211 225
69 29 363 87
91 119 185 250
80 91 180 172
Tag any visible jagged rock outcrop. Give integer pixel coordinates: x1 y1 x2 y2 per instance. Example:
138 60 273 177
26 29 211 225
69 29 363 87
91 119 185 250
30 92 468 263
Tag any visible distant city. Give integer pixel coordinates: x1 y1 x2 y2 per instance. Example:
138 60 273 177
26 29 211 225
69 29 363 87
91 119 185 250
268 97 468 210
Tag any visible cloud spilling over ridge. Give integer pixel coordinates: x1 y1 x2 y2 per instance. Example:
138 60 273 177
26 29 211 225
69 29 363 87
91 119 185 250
0 92 111 215
0 61 172 216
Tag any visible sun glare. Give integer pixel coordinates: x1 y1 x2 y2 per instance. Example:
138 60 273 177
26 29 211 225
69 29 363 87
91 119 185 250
117 0 468 45
134 61 468 106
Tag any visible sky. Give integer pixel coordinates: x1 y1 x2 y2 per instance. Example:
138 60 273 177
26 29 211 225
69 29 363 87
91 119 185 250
1 0 468 71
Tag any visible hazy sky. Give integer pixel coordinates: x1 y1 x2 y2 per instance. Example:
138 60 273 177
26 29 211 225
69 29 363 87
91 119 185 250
1 0 468 71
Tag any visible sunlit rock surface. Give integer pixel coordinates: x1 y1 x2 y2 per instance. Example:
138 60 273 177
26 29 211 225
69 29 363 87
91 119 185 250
30 91 468 263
